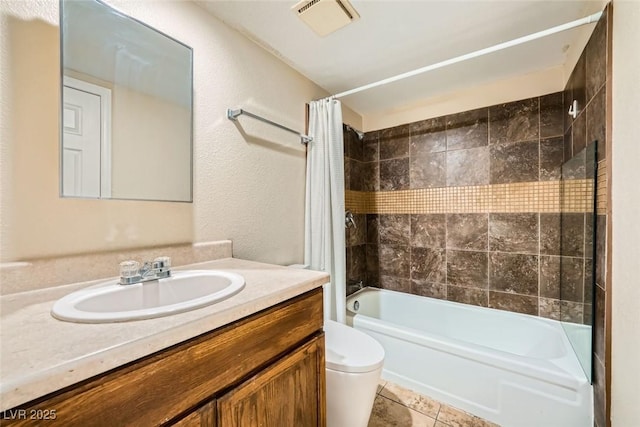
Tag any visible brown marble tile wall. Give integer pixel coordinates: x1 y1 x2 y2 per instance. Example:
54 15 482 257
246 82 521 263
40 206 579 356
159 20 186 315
344 125 368 295
356 89 603 325
562 5 611 426
559 139 593 325
359 92 570 317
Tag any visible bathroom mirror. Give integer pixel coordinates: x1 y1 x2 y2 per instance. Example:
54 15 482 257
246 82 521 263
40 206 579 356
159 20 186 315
60 0 193 202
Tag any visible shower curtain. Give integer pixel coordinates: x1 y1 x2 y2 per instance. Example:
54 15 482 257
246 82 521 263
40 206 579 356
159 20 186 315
305 98 346 323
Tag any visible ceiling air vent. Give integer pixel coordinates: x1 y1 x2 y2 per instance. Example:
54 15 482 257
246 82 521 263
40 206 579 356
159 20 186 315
292 0 360 37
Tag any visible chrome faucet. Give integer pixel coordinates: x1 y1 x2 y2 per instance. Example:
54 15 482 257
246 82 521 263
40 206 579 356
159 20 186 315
345 210 356 229
347 280 364 295
119 257 171 285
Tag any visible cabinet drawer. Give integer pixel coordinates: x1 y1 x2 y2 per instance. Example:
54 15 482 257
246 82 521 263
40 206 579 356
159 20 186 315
1 289 323 427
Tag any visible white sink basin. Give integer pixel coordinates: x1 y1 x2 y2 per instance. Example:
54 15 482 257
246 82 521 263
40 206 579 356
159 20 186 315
51 270 245 323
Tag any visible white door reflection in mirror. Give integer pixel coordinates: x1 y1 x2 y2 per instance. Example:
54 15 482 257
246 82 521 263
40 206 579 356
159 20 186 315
62 77 111 198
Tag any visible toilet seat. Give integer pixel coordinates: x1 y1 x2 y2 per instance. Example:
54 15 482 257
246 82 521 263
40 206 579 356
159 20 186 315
324 320 385 373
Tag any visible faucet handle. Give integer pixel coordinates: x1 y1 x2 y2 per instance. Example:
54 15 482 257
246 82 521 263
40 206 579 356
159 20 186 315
152 257 172 279
345 210 357 229
120 260 140 279
153 256 171 269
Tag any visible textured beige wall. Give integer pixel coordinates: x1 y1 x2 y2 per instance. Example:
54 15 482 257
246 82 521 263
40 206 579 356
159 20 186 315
363 66 564 131
0 0 362 265
611 1 640 424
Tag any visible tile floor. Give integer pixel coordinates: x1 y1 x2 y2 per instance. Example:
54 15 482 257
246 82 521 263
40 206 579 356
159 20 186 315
368 380 500 427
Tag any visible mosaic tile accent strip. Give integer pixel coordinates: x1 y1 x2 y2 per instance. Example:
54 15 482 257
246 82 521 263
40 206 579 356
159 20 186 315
561 180 596 212
346 179 596 215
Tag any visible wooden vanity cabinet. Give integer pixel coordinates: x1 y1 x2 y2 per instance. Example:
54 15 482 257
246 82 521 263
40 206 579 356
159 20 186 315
176 335 325 427
172 401 217 427
1 288 325 427
216 336 324 426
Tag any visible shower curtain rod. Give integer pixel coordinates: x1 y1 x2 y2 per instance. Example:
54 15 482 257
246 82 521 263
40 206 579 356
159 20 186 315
329 11 603 100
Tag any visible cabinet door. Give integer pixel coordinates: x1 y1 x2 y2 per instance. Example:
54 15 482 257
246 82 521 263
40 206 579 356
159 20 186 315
172 400 216 427
217 335 325 427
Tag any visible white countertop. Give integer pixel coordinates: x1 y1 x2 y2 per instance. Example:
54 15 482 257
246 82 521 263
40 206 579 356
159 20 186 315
0 258 328 411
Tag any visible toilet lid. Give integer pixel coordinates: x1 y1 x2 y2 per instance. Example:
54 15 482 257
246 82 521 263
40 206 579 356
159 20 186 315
324 320 385 373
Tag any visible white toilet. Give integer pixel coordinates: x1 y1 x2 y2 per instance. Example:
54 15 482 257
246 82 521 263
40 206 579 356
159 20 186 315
324 319 385 427
287 266 385 426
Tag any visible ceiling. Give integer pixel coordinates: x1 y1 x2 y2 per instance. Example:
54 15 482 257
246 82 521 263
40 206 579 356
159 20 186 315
197 0 606 120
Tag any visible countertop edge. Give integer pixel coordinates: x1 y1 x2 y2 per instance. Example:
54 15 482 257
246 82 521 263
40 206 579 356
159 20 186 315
0 259 329 411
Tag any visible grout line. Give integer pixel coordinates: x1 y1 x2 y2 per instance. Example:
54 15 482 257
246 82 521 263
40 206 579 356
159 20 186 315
444 210 449 300
377 381 386 396
380 382 494 426
486 212 491 301
537 97 542 317
434 404 443 422
378 382 441 421
538 211 542 316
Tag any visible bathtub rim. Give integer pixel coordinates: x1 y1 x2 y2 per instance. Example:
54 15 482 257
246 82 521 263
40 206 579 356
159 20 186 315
346 287 589 390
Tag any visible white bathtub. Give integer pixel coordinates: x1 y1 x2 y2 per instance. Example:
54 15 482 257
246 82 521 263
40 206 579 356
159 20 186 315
346 288 592 427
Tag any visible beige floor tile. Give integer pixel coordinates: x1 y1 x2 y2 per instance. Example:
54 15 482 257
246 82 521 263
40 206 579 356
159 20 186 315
434 422 450 427
379 381 441 418
436 404 499 427
377 379 388 394
368 395 437 427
